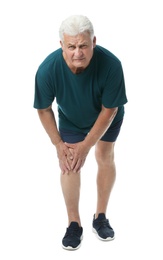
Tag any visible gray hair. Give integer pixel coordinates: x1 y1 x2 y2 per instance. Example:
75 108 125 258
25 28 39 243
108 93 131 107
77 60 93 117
59 15 94 42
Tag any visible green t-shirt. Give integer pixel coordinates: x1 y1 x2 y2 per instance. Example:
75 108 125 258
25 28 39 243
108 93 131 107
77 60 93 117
34 45 128 133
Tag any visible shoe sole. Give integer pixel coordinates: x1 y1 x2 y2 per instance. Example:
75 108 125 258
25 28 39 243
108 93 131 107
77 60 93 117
92 228 115 241
62 235 83 250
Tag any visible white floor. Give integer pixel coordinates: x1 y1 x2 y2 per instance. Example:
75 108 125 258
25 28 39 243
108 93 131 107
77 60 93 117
1 0 163 259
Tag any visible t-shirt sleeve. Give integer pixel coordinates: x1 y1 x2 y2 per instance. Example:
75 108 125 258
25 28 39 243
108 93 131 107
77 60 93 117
102 63 127 108
33 69 55 109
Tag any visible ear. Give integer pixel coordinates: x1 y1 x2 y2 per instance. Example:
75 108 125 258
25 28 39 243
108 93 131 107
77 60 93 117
93 36 96 48
60 40 63 49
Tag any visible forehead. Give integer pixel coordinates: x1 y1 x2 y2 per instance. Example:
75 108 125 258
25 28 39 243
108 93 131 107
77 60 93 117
63 32 91 45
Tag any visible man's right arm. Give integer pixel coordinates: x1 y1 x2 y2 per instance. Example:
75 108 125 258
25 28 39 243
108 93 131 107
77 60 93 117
37 106 61 146
37 106 73 174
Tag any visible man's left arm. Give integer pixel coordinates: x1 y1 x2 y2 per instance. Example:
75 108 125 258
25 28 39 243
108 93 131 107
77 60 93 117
65 105 118 172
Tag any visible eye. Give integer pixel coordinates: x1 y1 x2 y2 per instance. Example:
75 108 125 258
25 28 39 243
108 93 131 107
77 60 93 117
68 46 75 50
80 44 87 49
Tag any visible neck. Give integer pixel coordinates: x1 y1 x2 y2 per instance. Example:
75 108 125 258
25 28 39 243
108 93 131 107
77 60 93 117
72 67 85 74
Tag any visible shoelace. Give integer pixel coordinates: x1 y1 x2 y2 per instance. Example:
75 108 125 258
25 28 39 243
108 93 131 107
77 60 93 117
65 227 81 237
96 219 110 229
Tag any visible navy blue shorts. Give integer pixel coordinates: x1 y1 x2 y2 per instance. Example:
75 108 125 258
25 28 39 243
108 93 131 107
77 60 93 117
59 119 123 144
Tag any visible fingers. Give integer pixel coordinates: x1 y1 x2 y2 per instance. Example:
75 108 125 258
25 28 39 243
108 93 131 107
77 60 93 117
68 148 74 160
65 142 86 172
72 158 85 173
60 148 75 174
59 159 69 174
60 156 83 174
56 141 75 174
59 151 73 174
64 145 73 162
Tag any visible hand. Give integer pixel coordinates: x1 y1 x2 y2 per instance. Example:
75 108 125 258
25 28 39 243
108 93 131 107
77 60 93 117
64 141 91 173
55 141 73 174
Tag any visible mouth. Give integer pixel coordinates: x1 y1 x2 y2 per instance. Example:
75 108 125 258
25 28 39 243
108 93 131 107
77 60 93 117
73 57 85 61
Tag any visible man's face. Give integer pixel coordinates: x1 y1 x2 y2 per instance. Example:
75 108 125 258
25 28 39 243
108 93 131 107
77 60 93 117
60 32 96 73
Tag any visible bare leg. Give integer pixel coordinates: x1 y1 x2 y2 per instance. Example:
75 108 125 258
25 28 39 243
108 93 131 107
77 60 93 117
60 171 81 226
95 141 116 218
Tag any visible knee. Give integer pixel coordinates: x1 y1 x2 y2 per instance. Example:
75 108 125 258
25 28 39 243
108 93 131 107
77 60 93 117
95 146 114 166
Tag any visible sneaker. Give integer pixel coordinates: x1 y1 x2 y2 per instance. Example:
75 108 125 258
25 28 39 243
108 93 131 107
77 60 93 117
62 222 83 250
92 213 115 241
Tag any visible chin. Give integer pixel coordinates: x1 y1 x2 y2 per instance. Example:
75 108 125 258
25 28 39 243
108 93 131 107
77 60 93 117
74 61 87 67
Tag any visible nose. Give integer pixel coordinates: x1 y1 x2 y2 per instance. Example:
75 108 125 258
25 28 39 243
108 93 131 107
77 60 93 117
74 47 83 57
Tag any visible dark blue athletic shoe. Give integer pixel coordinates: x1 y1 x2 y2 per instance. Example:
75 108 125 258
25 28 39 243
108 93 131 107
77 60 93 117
62 222 83 250
92 213 115 241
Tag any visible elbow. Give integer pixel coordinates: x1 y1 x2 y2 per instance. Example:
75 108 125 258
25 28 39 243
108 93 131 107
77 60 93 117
110 107 118 121
113 107 118 116
102 106 118 121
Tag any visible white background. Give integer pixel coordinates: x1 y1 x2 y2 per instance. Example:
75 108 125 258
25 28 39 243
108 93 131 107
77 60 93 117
0 0 163 259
